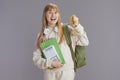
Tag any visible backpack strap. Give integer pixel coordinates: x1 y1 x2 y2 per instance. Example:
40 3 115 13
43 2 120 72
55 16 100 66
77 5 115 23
63 25 77 71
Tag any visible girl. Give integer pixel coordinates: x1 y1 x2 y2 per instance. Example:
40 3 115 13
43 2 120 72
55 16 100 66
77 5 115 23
33 3 89 80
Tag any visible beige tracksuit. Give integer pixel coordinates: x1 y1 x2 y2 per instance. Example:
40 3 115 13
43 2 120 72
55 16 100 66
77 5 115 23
33 24 89 80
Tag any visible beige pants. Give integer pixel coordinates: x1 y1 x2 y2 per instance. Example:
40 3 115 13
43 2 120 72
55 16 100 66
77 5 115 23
44 69 75 80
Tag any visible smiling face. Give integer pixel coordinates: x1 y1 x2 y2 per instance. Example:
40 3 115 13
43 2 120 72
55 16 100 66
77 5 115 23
45 8 59 27
38 3 64 47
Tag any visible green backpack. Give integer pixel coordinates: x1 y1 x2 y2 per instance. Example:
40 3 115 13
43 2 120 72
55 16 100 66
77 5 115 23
63 25 86 71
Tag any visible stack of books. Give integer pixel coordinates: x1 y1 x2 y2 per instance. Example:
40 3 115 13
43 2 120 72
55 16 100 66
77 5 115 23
40 38 65 64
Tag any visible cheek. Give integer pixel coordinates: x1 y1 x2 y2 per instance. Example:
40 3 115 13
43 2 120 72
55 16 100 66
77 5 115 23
46 14 51 21
56 13 59 19
46 13 49 18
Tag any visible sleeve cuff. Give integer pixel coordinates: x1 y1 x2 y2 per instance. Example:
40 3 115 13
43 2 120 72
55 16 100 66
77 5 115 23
75 24 84 35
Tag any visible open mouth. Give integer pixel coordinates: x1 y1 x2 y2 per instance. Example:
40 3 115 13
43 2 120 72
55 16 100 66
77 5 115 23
51 18 56 21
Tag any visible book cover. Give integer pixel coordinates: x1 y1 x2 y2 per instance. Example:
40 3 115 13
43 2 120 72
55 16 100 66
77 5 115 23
40 38 65 64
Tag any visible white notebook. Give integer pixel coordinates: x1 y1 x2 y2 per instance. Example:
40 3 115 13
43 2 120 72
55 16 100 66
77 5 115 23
43 45 60 61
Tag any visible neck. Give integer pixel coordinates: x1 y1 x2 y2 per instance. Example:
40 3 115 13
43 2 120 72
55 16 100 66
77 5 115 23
48 24 56 28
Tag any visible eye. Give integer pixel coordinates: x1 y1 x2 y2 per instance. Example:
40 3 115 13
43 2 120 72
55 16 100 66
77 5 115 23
49 11 52 14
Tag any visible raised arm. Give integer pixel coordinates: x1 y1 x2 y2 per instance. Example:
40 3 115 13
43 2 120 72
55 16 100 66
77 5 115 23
69 15 89 46
74 24 89 46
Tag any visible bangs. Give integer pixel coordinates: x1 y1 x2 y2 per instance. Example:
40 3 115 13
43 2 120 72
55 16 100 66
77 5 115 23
48 7 57 12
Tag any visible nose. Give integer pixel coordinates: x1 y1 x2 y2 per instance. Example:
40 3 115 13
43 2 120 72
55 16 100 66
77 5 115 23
52 13 55 17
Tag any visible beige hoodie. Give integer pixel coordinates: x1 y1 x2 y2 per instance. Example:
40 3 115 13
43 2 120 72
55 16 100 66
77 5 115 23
33 24 89 72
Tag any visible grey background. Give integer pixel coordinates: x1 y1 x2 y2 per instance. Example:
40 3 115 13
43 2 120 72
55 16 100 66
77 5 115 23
0 0 120 80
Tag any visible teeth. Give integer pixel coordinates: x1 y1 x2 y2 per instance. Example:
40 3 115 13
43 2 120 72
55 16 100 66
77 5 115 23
51 19 56 21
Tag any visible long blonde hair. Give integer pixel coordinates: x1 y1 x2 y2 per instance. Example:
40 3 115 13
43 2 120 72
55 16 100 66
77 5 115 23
36 3 65 49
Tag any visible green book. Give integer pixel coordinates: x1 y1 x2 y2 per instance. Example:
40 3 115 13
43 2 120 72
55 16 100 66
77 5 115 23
40 38 65 64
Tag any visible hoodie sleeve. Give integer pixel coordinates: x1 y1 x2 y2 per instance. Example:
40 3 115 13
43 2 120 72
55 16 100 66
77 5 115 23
33 49 53 69
32 33 53 69
72 24 89 46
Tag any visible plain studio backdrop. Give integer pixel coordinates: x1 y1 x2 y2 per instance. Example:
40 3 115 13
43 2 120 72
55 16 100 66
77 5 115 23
0 0 120 80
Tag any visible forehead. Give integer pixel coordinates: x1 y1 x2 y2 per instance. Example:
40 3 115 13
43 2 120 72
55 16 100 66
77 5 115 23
47 7 57 12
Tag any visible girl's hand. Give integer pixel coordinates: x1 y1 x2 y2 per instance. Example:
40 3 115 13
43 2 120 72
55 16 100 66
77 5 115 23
51 59 63 68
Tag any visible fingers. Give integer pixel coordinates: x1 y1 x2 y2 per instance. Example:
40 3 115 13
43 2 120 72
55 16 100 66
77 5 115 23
51 59 63 68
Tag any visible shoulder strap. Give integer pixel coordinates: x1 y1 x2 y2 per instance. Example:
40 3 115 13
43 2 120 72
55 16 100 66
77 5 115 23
63 25 71 45
63 25 77 71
